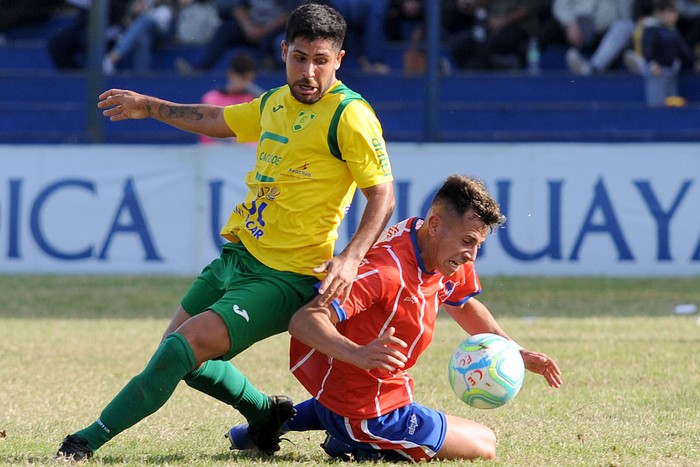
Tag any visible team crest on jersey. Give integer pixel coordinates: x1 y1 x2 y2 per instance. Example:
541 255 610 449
292 111 316 132
438 280 460 302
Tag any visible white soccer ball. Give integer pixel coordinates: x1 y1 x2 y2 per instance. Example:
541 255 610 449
448 333 525 409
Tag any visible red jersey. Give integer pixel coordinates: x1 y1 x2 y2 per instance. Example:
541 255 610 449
290 217 482 419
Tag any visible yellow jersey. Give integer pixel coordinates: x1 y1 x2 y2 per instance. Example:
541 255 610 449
221 81 393 278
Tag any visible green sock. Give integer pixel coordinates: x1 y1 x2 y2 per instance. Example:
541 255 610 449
74 332 196 451
184 360 269 427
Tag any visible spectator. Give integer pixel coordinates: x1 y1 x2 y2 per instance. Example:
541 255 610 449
327 0 391 74
385 0 423 42
47 0 130 70
566 0 653 75
102 0 176 74
0 0 63 38
677 0 700 54
448 0 538 71
174 0 221 45
538 0 632 59
627 0 700 106
102 0 220 74
199 52 265 143
398 0 475 74
176 0 294 73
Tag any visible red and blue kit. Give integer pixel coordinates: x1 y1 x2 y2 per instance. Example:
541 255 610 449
290 217 483 419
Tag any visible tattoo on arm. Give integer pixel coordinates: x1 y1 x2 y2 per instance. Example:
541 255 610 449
158 105 204 121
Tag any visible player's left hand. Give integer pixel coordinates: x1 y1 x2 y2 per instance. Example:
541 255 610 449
521 350 562 388
313 255 359 306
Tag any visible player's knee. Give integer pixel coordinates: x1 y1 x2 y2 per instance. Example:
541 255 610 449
479 428 497 460
437 422 497 461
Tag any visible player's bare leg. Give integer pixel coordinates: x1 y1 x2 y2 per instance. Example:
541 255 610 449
161 305 193 342
435 415 496 460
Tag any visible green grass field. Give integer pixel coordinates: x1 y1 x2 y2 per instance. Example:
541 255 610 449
1 275 699 466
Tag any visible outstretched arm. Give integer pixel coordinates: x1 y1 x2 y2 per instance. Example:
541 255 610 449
444 299 562 388
288 295 407 372
314 181 395 306
97 88 236 138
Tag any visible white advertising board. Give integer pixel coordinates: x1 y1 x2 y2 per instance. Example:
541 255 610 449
1 143 699 276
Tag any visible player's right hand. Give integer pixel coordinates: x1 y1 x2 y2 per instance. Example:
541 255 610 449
521 350 562 388
352 327 408 372
97 89 154 121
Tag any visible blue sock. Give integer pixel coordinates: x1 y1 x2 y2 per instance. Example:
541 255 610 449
286 398 324 431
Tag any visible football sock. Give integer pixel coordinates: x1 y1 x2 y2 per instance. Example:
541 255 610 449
286 398 323 431
74 332 196 451
184 359 269 428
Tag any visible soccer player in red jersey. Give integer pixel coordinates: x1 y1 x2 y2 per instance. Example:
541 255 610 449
280 174 562 461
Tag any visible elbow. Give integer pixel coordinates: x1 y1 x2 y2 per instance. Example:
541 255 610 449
288 311 302 338
382 185 396 220
386 194 396 219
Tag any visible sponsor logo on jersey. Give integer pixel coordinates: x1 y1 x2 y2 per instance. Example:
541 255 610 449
372 137 391 175
240 198 267 240
292 111 316 132
272 104 284 113
287 161 312 178
259 152 282 165
256 185 280 200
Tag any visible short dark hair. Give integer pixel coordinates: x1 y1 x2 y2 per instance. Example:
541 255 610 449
653 0 676 11
285 2 346 50
431 175 505 232
229 52 257 75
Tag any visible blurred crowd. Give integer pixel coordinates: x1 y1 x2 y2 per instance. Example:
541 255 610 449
2 0 700 93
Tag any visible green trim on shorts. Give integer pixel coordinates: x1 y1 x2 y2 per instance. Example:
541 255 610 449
181 242 318 361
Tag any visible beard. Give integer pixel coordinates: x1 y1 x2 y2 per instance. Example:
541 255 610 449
289 78 323 104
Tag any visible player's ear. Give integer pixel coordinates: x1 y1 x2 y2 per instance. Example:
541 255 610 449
334 49 345 70
426 213 441 235
281 40 288 63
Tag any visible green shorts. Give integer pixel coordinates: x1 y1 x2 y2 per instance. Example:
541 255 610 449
181 242 318 361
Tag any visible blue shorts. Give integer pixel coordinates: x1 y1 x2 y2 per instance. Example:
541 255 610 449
314 400 447 462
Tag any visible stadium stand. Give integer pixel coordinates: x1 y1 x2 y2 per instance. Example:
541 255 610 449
1 14 700 144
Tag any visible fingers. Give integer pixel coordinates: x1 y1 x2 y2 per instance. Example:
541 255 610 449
523 351 563 388
374 328 408 371
374 355 406 372
368 346 406 372
358 328 409 372
381 327 408 349
544 359 563 388
315 267 351 306
313 262 331 299
97 90 126 121
97 89 125 107
317 279 344 306
97 89 115 102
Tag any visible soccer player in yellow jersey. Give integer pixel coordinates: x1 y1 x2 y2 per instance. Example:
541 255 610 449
57 3 395 461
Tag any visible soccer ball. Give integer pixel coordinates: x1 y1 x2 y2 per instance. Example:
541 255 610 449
448 333 525 409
